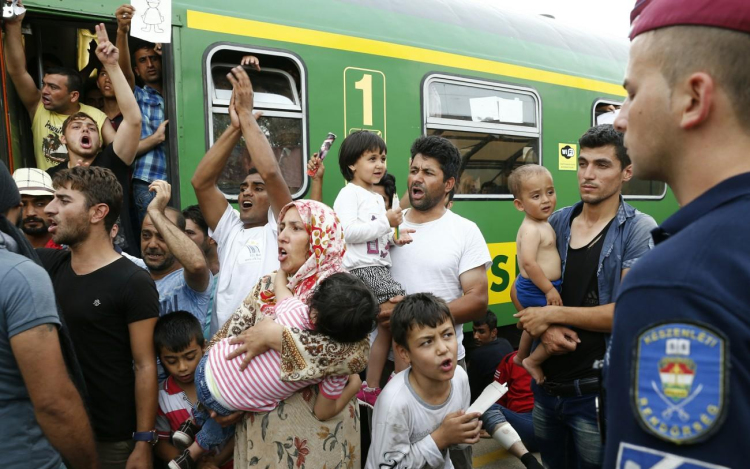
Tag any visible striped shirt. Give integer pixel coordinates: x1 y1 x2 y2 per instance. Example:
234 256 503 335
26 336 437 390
133 85 167 183
156 376 193 440
156 376 233 469
208 297 348 412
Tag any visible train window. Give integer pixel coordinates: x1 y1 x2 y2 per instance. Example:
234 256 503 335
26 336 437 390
206 46 307 200
592 99 666 199
424 75 541 199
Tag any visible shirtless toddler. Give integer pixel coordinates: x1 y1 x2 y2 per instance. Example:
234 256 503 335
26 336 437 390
509 165 562 383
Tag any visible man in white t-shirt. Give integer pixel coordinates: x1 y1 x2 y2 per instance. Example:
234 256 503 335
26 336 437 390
386 135 492 469
191 66 292 334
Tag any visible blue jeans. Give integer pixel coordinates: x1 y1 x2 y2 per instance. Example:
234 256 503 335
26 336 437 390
532 382 602 469
132 179 155 226
193 355 235 451
481 404 537 452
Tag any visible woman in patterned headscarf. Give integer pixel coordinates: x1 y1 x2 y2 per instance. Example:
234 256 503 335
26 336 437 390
211 199 368 468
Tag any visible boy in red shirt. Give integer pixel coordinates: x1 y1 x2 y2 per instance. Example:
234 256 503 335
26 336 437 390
481 351 541 469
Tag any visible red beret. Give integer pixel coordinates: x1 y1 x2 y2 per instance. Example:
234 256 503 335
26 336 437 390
630 0 750 40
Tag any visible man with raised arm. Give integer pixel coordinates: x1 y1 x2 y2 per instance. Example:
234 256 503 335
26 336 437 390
46 24 142 256
192 66 292 334
124 179 212 323
3 0 115 170
115 3 169 223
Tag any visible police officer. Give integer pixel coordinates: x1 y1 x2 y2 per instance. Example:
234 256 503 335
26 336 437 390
607 0 750 467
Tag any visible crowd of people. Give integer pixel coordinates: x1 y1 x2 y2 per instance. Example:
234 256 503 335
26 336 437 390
1 0 749 468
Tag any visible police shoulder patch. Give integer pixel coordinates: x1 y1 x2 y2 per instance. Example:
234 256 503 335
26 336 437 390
632 321 729 445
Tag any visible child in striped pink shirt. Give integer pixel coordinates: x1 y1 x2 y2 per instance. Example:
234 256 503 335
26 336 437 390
168 271 378 469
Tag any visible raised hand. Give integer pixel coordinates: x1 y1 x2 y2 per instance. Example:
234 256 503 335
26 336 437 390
115 4 134 33
147 180 171 214
240 55 261 72
94 23 119 67
4 0 25 24
307 153 325 179
225 66 255 117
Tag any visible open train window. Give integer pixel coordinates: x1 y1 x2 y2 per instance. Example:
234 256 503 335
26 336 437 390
423 75 541 199
592 99 666 200
206 45 306 200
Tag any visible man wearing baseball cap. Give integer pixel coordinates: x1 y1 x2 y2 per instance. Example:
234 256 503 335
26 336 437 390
12 168 61 249
607 0 750 466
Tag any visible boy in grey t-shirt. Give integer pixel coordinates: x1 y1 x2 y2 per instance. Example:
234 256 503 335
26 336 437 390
366 293 481 469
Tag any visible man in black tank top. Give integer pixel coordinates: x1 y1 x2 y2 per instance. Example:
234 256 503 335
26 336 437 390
512 125 656 469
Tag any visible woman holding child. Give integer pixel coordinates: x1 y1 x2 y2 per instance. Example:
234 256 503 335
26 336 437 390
210 199 370 468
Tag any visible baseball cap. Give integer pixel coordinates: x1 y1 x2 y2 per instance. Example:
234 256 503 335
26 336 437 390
12 168 55 197
630 0 750 40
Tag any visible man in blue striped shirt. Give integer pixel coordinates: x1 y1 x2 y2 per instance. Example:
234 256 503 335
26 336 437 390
116 4 169 224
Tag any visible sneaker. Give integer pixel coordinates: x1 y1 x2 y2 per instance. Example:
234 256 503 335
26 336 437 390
168 449 197 469
172 419 199 451
356 383 381 409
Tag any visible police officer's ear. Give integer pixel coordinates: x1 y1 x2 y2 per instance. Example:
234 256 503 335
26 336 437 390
621 163 633 183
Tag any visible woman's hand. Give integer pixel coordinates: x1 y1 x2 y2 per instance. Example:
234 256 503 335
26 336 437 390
209 410 244 428
227 317 284 370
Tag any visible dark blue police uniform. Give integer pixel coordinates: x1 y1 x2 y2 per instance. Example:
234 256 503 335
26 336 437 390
604 172 750 468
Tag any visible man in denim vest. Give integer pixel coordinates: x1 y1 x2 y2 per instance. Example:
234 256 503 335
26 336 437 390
513 124 656 468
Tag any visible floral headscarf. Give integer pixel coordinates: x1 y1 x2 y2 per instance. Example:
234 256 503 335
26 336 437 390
279 200 346 302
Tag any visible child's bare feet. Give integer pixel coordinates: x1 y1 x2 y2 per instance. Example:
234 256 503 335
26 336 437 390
522 357 545 384
513 353 524 367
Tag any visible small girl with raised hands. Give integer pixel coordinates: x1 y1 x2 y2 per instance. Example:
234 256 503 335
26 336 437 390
333 130 414 408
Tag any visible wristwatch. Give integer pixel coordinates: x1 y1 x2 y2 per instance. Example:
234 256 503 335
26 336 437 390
132 430 158 446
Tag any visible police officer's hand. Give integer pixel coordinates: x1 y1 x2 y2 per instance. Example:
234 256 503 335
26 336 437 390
540 325 580 355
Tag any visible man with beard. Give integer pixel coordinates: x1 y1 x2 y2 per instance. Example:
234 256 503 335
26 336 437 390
125 180 211 322
192 66 292 334
3 0 114 170
116 4 169 223
47 25 142 257
38 165 158 468
0 162 98 469
512 125 656 468
604 0 750 466
379 135 492 469
12 168 61 249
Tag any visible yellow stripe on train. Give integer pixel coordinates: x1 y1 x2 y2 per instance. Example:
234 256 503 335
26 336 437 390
187 10 626 96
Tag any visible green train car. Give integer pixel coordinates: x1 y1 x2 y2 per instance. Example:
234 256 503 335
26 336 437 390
0 0 678 326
